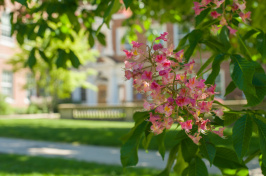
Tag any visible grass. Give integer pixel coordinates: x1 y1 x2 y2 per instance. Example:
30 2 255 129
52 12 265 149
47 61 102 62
0 118 260 154
0 119 180 150
0 153 161 176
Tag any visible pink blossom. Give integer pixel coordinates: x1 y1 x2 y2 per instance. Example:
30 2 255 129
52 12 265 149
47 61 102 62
156 63 164 72
239 11 251 23
155 32 168 41
198 101 213 113
123 50 134 59
180 120 193 132
125 70 133 80
151 81 161 92
220 16 228 26
132 63 144 70
141 71 153 80
214 108 224 117
201 0 212 6
236 0 246 11
144 100 154 110
131 41 144 48
155 55 166 63
211 11 221 19
143 81 150 92
213 127 225 137
153 43 163 50
175 49 184 62
151 122 164 135
200 119 210 131
188 134 202 144
162 60 171 68
156 105 165 114
193 2 204 15
163 117 173 129
227 26 237 35
176 74 186 82
149 113 160 123
164 104 174 117
176 96 190 107
124 61 132 69
232 3 239 12
211 25 221 35
213 0 225 8
184 60 195 73
207 85 217 95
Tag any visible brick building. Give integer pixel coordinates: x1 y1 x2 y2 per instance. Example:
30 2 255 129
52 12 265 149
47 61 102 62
0 3 245 108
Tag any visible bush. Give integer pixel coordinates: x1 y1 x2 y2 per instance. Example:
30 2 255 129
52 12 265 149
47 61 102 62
0 94 13 115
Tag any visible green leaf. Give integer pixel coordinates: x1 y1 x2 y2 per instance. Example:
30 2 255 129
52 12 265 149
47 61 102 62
199 135 216 166
123 0 133 9
238 34 252 60
261 162 266 176
257 31 266 60
213 147 249 175
242 29 259 40
224 81 236 96
15 0 28 7
181 138 198 162
38 50 50 65
203 36 224 53
156 130 166 160
197 55 215 77
230 54 256 96
69 50 81 68
253 118 266 166
97 33 106 46
157 144 179 176
89 33 95 48
188 157 208 176
219 26 230 51
195 8 211 27
232 114 253 161
184 29 203 62
27 48 36 69
121 111 150 143
142 132 153 150
120 120 148 167
56 49 67 68
223 111 241 126
213 147 246 169
205 54 225 84
174 145 188 175
174 33 189 52
245 61 266 106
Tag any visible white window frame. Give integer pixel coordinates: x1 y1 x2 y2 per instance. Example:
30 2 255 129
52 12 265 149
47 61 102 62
1 70 13 98
0 11 15 47
116 27 132 56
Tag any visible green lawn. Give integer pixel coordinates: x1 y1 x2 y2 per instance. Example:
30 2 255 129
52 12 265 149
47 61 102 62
0 118 260 154
0 153 160 176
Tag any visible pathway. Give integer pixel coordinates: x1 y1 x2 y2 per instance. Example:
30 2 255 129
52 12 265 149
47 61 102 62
0 137 262 175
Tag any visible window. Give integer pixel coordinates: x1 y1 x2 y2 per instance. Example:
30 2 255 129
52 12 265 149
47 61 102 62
203 70 225 99
116 27 132 55
173 24 192 48
1 71 13 98
81 87 87 101
1 11 14 46
26 73 36 99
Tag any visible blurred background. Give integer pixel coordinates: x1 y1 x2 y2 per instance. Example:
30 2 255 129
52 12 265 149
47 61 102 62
0 0 265 175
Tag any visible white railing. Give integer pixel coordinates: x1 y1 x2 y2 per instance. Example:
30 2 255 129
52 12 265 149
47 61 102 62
58 100 266 121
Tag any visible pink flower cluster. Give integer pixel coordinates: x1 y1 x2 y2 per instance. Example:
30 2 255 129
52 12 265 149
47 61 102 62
193 0 251 35
123 32 224 144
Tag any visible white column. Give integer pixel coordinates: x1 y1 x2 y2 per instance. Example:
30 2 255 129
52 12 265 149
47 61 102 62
125 79 133 103
72 88 81 102
86 76 97 105
107 69 118 105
